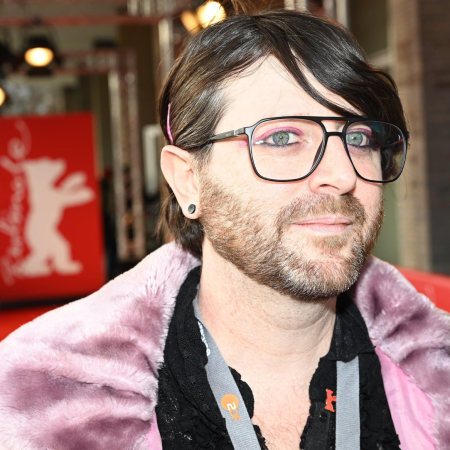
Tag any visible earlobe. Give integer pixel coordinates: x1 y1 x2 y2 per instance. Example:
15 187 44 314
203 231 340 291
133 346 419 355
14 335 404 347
160 145 200 218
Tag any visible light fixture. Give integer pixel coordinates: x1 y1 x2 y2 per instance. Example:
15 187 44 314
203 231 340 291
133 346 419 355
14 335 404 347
0 86 6 107
181 1 226 35
24 36 55 68
196 1 226 26
21 29 61 76
180 10 201 34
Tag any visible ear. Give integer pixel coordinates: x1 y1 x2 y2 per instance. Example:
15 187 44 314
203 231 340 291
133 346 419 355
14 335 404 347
160 145 200 219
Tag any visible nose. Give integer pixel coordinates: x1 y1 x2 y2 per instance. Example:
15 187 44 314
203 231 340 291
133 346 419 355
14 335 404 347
307 134 357 195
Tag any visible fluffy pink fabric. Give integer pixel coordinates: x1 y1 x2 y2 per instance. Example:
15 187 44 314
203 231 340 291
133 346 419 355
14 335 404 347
0 243 199 450
351 257 450 449
0 244 447 449
146 414 162 450
375 347 435 449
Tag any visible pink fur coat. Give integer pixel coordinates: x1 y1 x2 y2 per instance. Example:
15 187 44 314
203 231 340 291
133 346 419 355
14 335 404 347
0 242 449 449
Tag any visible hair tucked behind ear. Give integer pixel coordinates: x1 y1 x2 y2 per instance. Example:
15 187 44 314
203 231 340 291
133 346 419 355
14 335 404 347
157 7 407 258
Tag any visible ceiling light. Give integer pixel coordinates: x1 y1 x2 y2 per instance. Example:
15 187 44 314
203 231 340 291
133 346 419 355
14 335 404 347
197 1 226 27
25 47 54 67
0 86 6 107
181 10 201 35
24 36 55 67
181 1 226 35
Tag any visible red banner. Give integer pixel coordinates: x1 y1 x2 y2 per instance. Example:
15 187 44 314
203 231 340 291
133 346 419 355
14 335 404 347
0 113 105 303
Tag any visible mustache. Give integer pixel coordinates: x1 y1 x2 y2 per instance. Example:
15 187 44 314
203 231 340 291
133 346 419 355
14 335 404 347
277 194 367 227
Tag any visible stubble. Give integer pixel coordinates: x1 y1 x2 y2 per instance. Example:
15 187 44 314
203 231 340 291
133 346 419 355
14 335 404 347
199 177 384 301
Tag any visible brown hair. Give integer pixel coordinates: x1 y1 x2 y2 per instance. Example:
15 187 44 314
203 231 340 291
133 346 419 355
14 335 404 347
157 8 407 258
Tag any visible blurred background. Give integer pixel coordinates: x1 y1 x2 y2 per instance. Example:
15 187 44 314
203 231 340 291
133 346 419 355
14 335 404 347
1 0 449 337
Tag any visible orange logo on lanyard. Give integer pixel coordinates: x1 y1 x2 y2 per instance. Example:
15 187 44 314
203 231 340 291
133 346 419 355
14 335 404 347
325 389 337 412
221 394 242 422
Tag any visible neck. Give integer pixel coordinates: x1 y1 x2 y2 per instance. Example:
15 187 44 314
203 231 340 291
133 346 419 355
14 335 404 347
198 239 336 387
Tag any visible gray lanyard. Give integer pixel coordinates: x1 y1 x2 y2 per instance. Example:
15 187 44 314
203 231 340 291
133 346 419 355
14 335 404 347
193 296 360 450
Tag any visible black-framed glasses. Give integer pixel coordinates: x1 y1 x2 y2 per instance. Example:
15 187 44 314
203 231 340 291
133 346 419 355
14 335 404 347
208 116 409 183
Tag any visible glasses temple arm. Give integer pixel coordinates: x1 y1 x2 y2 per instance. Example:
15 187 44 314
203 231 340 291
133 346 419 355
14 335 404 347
209 127 246 142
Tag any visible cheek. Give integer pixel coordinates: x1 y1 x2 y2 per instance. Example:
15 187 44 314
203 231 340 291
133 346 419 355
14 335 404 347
208 140 253 186
206 146 318 210
355 183 383 220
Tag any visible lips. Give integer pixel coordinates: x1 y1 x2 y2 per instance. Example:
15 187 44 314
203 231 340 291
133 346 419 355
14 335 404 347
294 216 353 226
293 216 353 233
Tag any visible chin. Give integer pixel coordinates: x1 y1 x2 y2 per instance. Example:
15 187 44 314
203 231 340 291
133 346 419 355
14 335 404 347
287 235 356 261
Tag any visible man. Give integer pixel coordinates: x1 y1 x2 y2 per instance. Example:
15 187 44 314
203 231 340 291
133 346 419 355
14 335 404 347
0 8 448 450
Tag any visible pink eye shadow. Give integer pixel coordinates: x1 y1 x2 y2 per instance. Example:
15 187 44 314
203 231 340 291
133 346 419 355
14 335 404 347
253 126 304 143
348 127 373 137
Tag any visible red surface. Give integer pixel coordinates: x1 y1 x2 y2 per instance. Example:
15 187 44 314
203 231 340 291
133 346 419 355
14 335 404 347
0 113 106 303
0 305 56 341
397 266 450 313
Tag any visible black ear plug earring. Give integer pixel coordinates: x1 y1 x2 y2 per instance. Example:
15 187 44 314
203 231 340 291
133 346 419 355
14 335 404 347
187 204 196 214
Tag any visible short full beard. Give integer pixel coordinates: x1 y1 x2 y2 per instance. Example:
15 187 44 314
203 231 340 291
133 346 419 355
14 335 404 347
199 177 384 301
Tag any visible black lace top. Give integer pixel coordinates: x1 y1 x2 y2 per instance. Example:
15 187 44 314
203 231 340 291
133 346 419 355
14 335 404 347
155 267 401 449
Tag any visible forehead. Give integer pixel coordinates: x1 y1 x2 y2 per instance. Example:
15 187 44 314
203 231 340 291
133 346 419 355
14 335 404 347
216 56 358 132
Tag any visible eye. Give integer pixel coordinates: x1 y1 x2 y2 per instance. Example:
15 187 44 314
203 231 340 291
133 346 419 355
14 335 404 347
346 131 370 147
272 131 290 146
255 130 299 147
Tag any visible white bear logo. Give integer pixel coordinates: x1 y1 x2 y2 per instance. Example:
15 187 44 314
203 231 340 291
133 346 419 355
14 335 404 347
0 121 95 279
21 158 94 277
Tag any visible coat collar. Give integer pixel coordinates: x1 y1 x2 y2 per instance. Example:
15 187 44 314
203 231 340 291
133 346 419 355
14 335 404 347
0 242 448 449
350 256 450 448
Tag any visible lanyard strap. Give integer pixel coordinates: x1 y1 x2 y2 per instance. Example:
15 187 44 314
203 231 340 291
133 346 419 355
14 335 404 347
336 358 360 450
193 296 360 450
193 297 262 450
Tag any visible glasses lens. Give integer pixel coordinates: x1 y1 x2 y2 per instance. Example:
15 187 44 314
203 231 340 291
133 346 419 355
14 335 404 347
251 119 324 181
346 121 406 182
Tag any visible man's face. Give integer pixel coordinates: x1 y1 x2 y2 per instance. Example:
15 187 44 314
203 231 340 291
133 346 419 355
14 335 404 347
198 57 384 300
